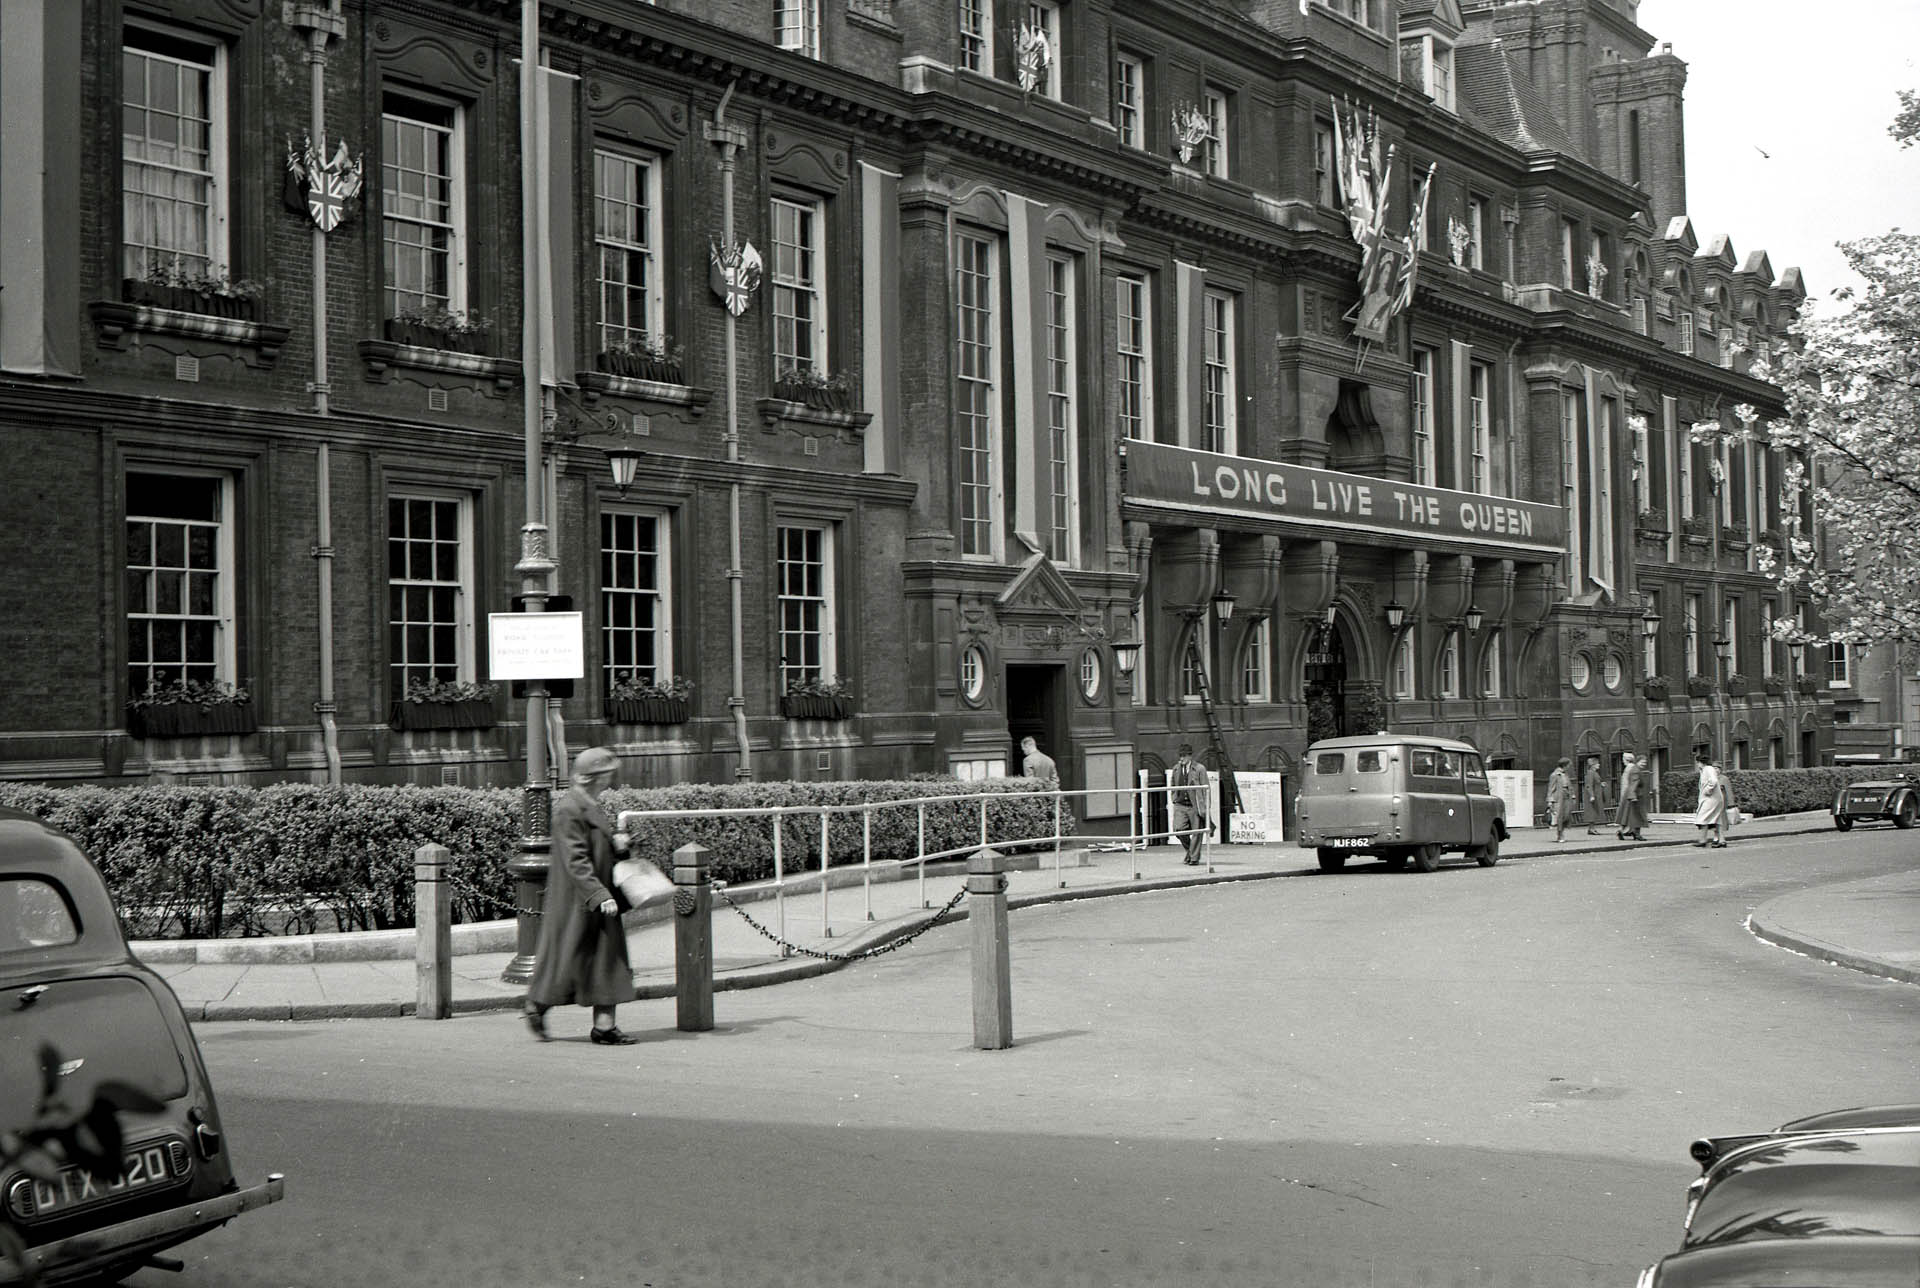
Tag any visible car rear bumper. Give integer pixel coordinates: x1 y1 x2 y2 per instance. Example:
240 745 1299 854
10 1173 284 1286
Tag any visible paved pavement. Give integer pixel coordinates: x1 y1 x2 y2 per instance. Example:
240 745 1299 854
136 809 1917 1020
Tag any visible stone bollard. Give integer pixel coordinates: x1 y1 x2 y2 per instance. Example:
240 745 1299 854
413 843 452 1020
967 847 1013 1050
672 842 714 1032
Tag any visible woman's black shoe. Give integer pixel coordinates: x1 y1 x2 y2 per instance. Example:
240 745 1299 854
524 1004 549 1042
589 1026 639 1046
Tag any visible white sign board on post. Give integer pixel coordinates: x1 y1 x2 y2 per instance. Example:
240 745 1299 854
487 612 586 680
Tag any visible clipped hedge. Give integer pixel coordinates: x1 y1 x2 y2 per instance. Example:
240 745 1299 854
603 777 1076 886
0 783 519 938
0 776 1071 937
1656 766 1914 817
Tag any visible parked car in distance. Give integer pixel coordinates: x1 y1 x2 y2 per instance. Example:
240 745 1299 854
1637 1105 1920 1288
1294 733 1508 873
1 808 283 1287
1831 771 1920 831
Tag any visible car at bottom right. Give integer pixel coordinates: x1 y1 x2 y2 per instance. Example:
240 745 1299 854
1636 1105 1920 1288
1831 771 1920 831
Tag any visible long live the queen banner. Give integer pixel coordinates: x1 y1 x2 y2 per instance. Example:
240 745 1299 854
1124 441 1565 553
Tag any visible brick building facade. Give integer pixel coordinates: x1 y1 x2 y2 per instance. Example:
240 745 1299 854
0 0 1835 809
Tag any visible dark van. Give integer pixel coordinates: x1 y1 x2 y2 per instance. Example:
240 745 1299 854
1295 733 1508 872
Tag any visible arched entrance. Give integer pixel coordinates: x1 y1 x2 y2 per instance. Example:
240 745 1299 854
1304 621 1348 741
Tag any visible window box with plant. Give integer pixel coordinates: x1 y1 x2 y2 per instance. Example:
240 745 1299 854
772 366 857 413
1763 674 1786 695
1642 675 1671 701
389 678 497 731
1721 522 1750 547
1686 673 1714 699
1681 515 1715 540
1634 509 1670 537
605 674 691 725
781 675 853 720
1796 674 1821 696
122 262 264 321
125 678 257 739
384 301 492 355
1725 671 1751 697
596 335 685 386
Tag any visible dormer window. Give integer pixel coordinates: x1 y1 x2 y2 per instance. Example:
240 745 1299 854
1400 33 1456 111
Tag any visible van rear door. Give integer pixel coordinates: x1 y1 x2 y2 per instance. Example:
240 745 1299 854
1305 746 1393 840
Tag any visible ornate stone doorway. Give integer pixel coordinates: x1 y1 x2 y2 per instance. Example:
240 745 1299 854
1304 621 1348 741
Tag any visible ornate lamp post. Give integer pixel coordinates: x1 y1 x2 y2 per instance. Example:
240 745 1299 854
1713 636 1733 761
1464 603 1484 633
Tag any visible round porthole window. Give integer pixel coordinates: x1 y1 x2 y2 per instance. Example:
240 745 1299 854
1602 653 1624 693
1079 648 1103 702
960 645 987 704
1570 654 1592 692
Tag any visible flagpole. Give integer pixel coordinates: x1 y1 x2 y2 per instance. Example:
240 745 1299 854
503 0 555 984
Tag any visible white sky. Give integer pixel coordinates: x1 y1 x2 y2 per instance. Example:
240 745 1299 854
1634 0 1920 314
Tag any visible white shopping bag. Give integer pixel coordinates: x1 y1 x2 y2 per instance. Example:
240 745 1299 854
611 857 675 911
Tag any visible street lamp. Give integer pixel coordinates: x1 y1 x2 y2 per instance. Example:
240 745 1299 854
1642 606 1662 640
1323 603 1338 627
1212 588 1237 625
1384 599 1406 630
1111 638 1142 677
1464 603 1484 633
606 443 644 493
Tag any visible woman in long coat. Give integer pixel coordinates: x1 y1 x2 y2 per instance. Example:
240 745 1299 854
1691 748 1728 848
1616 755 1649 841
525 746 638 1044
1546 757 1574 842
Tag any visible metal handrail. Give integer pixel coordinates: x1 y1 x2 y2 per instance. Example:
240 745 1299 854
615 779 1219 956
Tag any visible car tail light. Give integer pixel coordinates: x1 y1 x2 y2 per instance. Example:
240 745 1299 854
1688 1137 1717 1166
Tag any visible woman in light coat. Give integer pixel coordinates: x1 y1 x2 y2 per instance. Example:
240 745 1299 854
1691 747 1728 848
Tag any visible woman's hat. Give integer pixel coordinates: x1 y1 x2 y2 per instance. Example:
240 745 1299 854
572 746 620 783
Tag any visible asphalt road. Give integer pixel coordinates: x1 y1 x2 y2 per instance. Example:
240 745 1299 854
135 829 1918 1288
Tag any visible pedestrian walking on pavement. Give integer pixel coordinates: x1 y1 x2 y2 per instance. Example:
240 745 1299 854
1616 755 1650 840
1691 747 1729 848
524 746 640 1045
1020 735 1058 783
1582 757 1606 835
1169 743 1211 865
1546 757 1574 842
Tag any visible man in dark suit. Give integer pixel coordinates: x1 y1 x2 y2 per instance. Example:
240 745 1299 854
524 746 638 1045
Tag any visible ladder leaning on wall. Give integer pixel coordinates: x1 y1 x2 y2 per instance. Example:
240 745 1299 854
1184 627 1243 833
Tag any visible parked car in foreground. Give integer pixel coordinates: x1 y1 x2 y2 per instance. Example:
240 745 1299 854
1294 734 1508 872
1831 772 1920 831
1636 1105 1920 1288
1 808 283 1286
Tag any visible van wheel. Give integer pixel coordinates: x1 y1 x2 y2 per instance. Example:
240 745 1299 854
1412 842 1443 873
1316 848 1348 872
1469 830 1501 867
1834 814 1854 832
1896 797 1917 829
1381 851 1409 870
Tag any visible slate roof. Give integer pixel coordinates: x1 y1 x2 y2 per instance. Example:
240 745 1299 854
1454 33 1581 160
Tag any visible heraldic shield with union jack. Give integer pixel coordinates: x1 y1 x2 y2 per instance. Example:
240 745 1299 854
709 239 764 317
284 135 365 234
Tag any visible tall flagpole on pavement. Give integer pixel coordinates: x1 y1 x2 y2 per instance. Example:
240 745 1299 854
502 0 555 984
707 84 754 780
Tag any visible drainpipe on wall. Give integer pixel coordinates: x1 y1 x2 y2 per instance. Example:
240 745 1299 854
707 84 754 780
292 0 345 784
